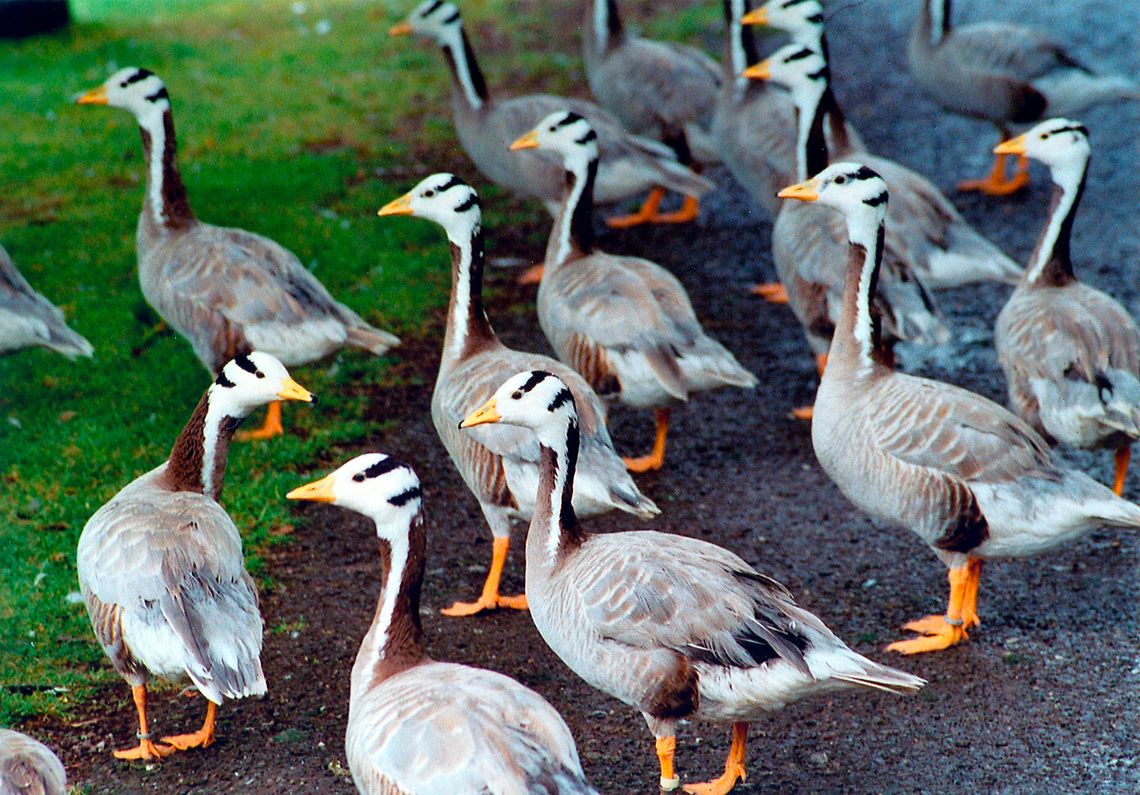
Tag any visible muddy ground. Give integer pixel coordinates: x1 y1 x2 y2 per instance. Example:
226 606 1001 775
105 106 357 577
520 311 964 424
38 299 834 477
29 1 1138 792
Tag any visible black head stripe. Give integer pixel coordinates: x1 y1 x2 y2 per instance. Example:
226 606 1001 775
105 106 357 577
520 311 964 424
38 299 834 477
146 87 169 103
441 8 460 24
547 387 573 413
234 354 258 374
863 191 888 207
420 0 443 15
556 112 584 128
436 174 464 193
1053 123 1089 137
519 371 550 394
786 47 815 62
125 69 154 85
807 66 828 81
851 165 880 182
784 0 815 6
388 485 422 507
214 371 236 388
806 12 824 24
364 456 405 480
575 129 597 146
454 193 479 213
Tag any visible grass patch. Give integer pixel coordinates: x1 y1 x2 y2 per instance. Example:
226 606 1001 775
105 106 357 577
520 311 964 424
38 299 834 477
0 0 714 723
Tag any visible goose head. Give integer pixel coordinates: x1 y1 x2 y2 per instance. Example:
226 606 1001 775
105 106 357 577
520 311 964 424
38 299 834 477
211 352 314 417
76 67 170 124
288 453 423 533
510 110 599 172
460 370 578 449
388 0 462 42
995 118 1090 185
378 172 481 241
743 43 828 101
742 0 825 38
779 161 889 220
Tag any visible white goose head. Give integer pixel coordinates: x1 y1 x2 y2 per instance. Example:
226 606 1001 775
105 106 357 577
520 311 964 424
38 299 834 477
461 370 578 449
779 161 889 228
743 0 825 40
76 67 170 124
211 352 314 417
287 453 423 533
377 172 481 241
744 43 828 100
389 0 462 43
510 111 599 172
995 118 1090 184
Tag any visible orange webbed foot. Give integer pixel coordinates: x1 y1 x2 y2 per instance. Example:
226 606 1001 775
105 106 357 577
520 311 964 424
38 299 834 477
440 593 529 617
750 282 788 303
113 738 176 761
789 405 814 421
236 400 284 441
886 622 968 655
516 264 544 286
160 728 215 751
623 452 666 473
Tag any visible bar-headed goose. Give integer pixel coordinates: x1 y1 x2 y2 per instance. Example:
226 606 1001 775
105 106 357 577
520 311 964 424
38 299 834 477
287 454 598 795
779 161 1140 655
0 729 67 795
743 9 1022 288
582 0 721 226
1 241 93 359
461 370 924 794
77 352 313 759
510 112 757 472
389 1 711 230
378 174 657 616
909 0 1140 195
993 119 1140 496
76 68 397 439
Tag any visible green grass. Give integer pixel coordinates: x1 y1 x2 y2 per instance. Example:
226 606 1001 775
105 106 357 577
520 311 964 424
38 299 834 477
0 0 713 723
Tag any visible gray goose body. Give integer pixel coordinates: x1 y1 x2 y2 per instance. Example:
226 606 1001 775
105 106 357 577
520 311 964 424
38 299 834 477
287 455 597 795
0 242 93 359
991 119 1139 491
392 2 711 217
0 730 67 795
78 68 397 376
783 162 1140 654
908 0 1139 129
460 371 923 791
76 353 312 758
583 0 721 165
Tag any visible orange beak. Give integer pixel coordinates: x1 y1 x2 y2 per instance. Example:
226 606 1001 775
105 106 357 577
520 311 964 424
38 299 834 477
509 129 539 151
742 58 771 81
776 176 821 202
388 21 413 36
75 85 109 105
460 397 501 428
286 473 337 503
740 7 768 26
378 192 414 217
993 134 1028 156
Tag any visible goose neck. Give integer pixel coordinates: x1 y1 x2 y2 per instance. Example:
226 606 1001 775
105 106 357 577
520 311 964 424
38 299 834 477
443 226 497 362
527 419 586 570
354 516 428 687
547 154 598 268
832 205 891 380
440 25 489 110
138 109 195 231
588 0 624 54
163 388 243 501
792 82 830 181
723 0 760 88
919 0 950 48
1026 157 1086 286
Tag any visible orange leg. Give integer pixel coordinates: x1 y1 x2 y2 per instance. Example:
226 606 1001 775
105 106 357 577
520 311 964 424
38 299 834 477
162 699 218 751
684 723 748 795
606 189 702 229
657 736 680 792
958 149 1030 196
1113 445 1131 496
236 400 284 441
516 264 545 286
113 684 175 761
623 407 670 473
887 565 972 654
441 536 528 617
749 282 788 303
789 354 827 421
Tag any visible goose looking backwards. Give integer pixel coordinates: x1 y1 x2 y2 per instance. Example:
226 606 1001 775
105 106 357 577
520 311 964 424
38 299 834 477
389 1 712 232
909 0 1140 195
582 0 721 226
1 241 93 359
0 729 67 795
510 111 757 472
993 119 1140 496
378 174 657 617
778 162 1140 655
288 454 598 795
76 68 397 439
460 370 924 794
77 352 313 759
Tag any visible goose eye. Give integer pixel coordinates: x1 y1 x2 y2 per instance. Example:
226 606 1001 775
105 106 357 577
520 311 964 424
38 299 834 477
424 189 435 198
352 473 365 483
1040 133 1049 140
834 175 846 185
119 81 128 88
548 126 557 132
255 370 265 379
511 390 523 400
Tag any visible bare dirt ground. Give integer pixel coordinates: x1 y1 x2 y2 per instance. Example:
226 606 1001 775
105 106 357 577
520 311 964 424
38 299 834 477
29 1 1138 792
